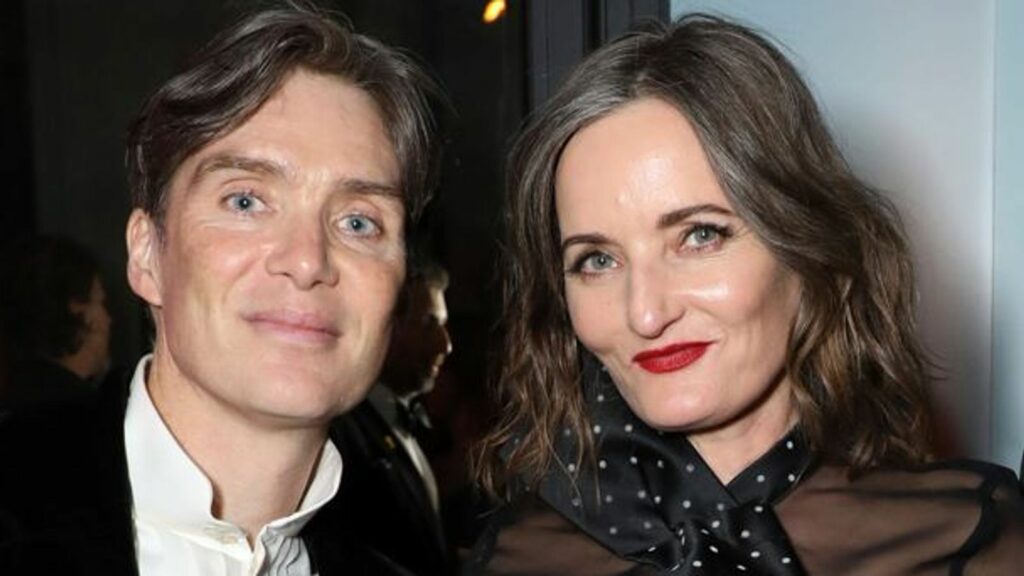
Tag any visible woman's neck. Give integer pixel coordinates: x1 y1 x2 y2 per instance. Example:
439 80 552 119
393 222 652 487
688 376 799 484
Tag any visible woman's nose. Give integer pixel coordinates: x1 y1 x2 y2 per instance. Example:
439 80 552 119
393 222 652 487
626 262 684 339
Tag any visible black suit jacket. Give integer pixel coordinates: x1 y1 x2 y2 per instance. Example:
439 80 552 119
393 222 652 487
0 358 92 413
331 400 451 575
0 374 410 575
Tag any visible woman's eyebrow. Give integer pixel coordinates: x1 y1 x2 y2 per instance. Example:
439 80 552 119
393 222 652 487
561 233 610 255
657 203 733 229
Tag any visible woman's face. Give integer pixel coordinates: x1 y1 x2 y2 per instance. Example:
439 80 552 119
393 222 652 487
555 98 801 440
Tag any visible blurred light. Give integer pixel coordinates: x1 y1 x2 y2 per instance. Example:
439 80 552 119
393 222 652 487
483 0 506 24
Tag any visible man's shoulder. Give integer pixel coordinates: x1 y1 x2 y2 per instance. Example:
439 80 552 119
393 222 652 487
306 526 418 576
302 478 420 576
0 393 98 463
0 377 129 510
0 375 137 570
0 359 91 412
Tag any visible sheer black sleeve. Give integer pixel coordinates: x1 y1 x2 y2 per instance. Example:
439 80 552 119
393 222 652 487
468 461 1024 575
465 494 655 576
776 461 1024 575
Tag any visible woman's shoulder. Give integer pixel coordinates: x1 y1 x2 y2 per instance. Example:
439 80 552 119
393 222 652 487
778 459 1024 574
464 492 656 576
797 458 1018 498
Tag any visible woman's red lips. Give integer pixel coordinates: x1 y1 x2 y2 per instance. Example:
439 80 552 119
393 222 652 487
633 342 712 374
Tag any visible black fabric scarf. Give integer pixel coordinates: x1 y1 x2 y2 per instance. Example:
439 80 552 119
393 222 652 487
537 355 812 574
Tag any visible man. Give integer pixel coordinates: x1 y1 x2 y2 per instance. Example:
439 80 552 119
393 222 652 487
0 5 439 575
0 235 112 413
334 262 453 574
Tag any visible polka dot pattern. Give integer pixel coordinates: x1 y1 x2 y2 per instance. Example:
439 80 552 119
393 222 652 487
537 356 810 575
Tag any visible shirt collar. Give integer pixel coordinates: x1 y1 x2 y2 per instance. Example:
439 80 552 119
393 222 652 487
124 354 343 540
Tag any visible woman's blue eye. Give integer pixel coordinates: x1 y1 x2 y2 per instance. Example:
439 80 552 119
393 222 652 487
683 224 728 249
572 251 617 275
587 253 615 269
338 214 381 237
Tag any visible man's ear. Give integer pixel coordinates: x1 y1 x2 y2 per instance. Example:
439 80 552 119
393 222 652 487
126 209 163 306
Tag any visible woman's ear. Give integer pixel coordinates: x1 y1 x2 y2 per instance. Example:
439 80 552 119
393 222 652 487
126 209 163 307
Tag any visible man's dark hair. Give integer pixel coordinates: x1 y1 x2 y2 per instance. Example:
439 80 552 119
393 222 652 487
0 236 100 359
126 3 442 232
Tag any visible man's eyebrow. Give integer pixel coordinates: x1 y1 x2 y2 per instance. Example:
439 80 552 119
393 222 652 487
188 153 400 198
657 203 733 229
338 177 401 198
191 153 291 185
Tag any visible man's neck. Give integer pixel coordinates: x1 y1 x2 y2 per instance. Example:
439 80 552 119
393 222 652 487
145 351 328 542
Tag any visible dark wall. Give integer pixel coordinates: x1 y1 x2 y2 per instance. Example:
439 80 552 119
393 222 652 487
23 0 236 368
420 0 524 392
344 0 525 416
1 0 35 244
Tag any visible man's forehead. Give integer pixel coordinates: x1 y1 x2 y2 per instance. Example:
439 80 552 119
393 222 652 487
186 151 401 198
165 72 403 203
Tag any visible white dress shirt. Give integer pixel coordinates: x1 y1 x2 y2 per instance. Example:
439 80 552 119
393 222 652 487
124 356 343 576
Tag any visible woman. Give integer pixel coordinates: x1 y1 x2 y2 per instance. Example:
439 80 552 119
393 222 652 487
470 15 1023 575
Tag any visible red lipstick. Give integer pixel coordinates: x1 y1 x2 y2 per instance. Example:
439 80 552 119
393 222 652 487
633 342 712 374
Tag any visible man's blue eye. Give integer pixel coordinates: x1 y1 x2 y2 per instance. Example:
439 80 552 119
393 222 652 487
339 214 380 236
225 192 264 213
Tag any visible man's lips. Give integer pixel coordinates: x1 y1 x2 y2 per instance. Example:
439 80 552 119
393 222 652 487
244 310 340 344
632 341 713 374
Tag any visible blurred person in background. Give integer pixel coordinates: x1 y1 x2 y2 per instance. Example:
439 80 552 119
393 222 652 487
0 235 111 413
333 260 453 574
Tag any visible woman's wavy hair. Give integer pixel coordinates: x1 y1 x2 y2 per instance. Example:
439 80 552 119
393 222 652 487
475 14 934 495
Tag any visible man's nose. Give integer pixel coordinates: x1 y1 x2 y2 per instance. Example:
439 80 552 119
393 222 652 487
626 262 684 339
265 220 340 289
436 324 452 357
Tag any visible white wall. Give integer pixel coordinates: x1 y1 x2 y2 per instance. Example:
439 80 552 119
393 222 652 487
993 0 1024 470
671 0 1015 465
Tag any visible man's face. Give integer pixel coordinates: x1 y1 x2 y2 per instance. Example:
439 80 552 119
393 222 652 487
72 275 112 379
127 70 405 426
384 281 451 397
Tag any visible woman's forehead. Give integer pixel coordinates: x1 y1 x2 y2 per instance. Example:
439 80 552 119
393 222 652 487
555 98 731 230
